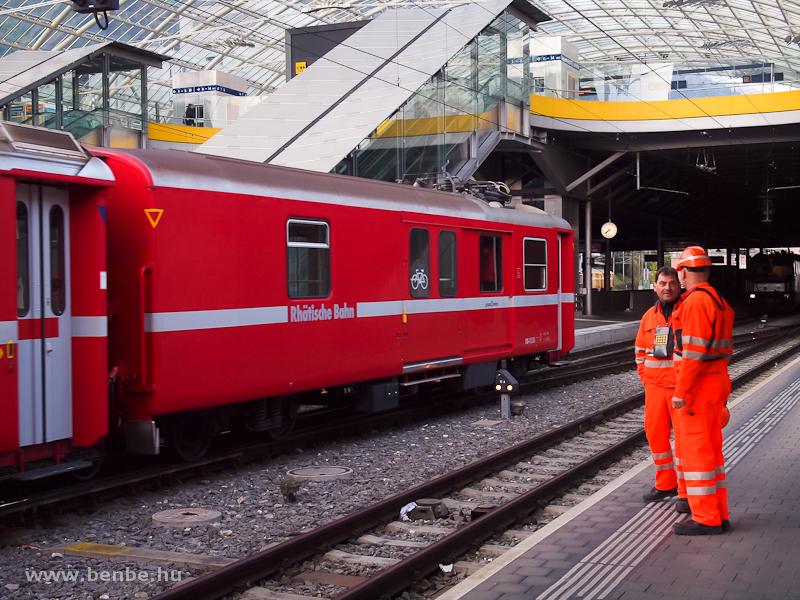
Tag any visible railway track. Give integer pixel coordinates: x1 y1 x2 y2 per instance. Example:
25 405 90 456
144 330 800 600
0 325 795 524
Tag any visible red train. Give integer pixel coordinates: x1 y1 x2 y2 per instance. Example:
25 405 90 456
0 121 574 477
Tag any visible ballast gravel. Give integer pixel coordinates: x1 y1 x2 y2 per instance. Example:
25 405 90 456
2 368 646 600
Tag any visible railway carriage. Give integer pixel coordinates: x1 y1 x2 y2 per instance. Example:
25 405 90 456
1 121 575 475
1 122 113 477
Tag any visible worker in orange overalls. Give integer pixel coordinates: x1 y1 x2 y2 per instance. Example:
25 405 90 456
635 266 682 503
671 246 734 535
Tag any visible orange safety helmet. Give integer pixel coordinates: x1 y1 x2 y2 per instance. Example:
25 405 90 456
675 246 713 270
721 405 730 428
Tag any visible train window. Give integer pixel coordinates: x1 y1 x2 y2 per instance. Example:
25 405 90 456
439 231 457 297
287 219 331 298
523 238 547 291
409 228 430 298
479 235 503 293
49 205 66 316
17 202 29 317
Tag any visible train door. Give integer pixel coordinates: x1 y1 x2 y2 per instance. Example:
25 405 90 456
557 234 562 351
16 183 72 447
401 225 463 367
463 230 512 355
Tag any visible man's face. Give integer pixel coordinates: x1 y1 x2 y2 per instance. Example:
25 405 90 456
654 273 680 303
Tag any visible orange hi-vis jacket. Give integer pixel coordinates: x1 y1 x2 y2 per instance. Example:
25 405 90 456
635 300 681 388
673 283 734 404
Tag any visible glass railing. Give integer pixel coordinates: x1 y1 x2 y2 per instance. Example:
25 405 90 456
20 108 143 132
532 60 800 102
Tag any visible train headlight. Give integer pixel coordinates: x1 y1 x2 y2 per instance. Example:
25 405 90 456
750 293 756 299
495 384 502 391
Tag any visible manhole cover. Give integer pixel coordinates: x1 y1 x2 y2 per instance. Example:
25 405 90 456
287 466 354 481
152 508 221 526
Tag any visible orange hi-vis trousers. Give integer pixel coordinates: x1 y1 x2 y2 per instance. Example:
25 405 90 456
674 372 731 526
644 382 678 491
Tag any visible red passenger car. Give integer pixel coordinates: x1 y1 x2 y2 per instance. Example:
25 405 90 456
1 123 113 478
1 122 575 475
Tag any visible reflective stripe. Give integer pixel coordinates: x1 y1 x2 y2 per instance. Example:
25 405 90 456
655 461 675 471
716 466 726 475
682 349 731 361
72 316 107 338
675 457 682 466
683 470 716 480
0 320 18 343
635 357 645 364
653 451 673 460
146 306 289 332
644 359 674 368
716 480 727 489
676 253 710 267
682 335 712 347
711 339 734 349
635 346 646 353
510 294 558 308
142 292 557 333
686 485 717 495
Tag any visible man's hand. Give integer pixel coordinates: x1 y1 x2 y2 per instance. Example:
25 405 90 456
672 396 687 409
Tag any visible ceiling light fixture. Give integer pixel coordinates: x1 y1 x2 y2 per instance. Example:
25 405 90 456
701 39 753 50
663 0 721 9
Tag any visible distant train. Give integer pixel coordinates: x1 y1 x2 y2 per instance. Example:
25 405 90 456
1 121 575 477
746 252 800 313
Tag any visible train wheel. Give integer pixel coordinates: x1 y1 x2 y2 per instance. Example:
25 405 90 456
170 413 217 461
72 442 106 481
267 416 296 440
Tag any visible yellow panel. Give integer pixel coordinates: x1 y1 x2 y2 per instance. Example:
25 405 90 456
66 543 132 555
148 122 221 143
530 90 800 122
371 110 495 139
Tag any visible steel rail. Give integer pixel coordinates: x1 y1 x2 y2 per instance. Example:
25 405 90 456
148 393 649 600
149 332 800 600
3 326 794 520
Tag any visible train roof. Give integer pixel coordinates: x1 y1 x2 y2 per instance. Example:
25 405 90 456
98 148 571 232
0 121 114 185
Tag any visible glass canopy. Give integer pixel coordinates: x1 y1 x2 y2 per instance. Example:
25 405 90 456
3 0 799 114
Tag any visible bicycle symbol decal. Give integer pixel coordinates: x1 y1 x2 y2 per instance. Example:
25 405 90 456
410 268 429 290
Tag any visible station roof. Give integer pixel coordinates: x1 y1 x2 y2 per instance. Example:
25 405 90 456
2 0 800 109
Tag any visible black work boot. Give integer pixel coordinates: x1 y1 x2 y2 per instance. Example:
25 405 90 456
643 486 678 502
673 519 722 536
721 520 732 532
675 498 691 514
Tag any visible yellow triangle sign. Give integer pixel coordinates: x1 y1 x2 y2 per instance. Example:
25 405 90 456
144 209 164 228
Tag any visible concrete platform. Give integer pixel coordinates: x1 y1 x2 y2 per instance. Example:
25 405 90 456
440 355 800 600
573 313 642 352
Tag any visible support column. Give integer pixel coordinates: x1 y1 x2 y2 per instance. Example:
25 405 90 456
55 76 63 131
31 87 39 121
657 216 664 269
102 52 110 148
140 65 148 149
72 72 80 109
604 241 611 292
585 199 592 316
